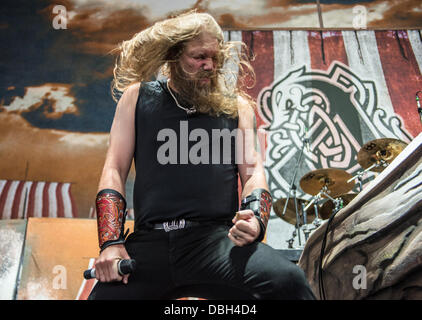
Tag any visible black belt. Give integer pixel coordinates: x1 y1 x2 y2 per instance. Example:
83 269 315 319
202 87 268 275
152 219 201 232
151 219 233 232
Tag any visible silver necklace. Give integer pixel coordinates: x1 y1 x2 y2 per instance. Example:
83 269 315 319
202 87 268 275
166 79 197 115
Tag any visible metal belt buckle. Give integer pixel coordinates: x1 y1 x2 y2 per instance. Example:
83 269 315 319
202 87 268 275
163 219 186 232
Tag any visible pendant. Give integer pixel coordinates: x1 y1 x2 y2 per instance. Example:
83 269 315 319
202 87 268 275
186 108 197 115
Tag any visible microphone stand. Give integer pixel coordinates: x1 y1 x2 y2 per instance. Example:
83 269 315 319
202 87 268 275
293 185 302 247
281 131 309 248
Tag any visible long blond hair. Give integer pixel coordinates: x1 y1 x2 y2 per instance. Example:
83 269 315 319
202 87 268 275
111 11 256 117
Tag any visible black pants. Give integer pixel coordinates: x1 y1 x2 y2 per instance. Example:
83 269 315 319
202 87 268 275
88 223 316 300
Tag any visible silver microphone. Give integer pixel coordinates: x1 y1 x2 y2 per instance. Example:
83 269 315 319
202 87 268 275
83 259 136 280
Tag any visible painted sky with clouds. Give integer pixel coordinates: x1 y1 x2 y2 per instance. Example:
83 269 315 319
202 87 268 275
1 0 421 132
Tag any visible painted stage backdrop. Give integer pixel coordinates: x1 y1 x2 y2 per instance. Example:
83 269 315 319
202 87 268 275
0 1 422 300
238 29 422 247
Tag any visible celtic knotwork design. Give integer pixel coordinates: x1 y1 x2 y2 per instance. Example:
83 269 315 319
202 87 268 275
258 62 412 201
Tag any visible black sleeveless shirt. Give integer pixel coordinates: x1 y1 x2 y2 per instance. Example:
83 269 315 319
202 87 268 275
133 80 239 229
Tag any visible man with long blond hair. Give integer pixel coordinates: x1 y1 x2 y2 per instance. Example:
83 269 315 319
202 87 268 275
88 11 315 300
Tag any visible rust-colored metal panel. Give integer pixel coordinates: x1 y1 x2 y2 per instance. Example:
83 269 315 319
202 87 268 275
17 217 134 300
0 219 27 299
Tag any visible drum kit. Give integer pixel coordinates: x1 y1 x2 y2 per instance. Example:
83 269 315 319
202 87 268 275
273 137 408 249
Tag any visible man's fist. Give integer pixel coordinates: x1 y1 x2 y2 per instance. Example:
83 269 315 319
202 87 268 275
228 210 261 246
94 244 131 284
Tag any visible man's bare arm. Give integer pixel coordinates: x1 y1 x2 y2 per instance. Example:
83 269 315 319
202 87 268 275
94 83 139 283
97 83 140 195
229 97 271 246
237 99 268 198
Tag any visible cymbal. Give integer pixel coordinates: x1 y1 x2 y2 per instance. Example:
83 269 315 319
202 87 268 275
299 168 354 197
319 193 357 217
357 138 407 172
273 198 322 225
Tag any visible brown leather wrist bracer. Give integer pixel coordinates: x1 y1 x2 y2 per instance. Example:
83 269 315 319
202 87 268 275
96 189 127 252
240 189 272 242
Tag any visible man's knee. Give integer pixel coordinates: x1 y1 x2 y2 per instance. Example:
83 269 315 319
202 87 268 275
263 262 315 300
278 264 315 299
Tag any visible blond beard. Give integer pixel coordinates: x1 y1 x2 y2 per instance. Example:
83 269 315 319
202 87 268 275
169 63 237 117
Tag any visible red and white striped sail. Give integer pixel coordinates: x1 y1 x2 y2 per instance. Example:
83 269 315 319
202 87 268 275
0 180 78 219
229 30 422 135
